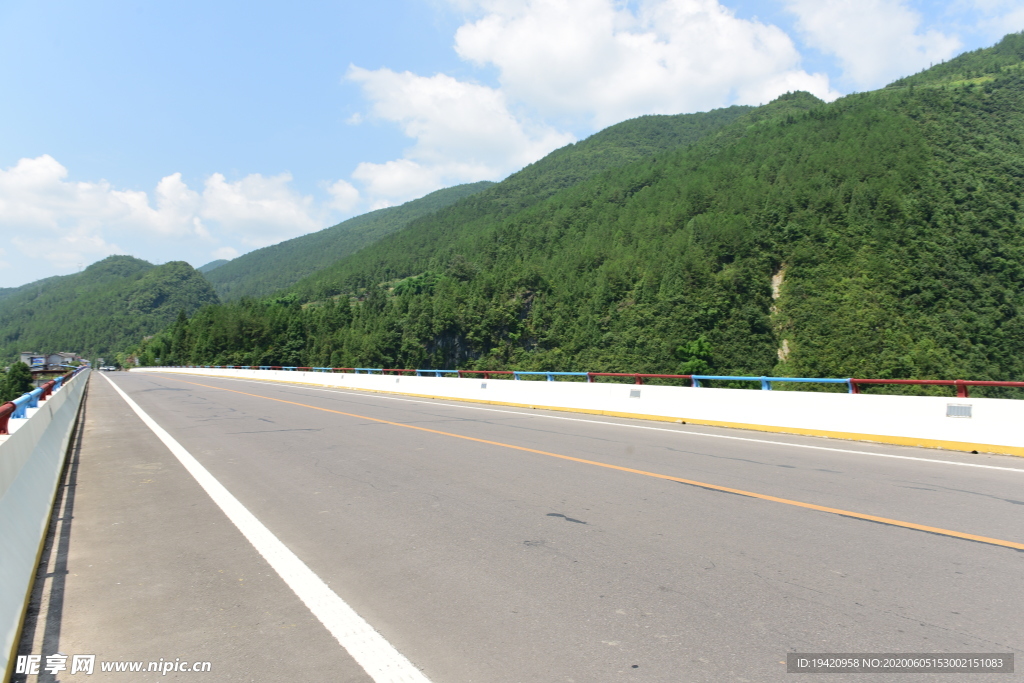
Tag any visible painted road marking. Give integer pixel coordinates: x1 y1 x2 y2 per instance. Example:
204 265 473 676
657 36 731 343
155 375 1024 552
159 372 1024 474
100 373 432 683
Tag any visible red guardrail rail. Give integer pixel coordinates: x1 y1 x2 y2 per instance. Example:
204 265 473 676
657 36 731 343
38 379 56 401
850 378 1024 398
0 402 15 436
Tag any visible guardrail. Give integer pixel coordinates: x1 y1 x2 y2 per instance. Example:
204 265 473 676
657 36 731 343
1 365 89 679
132 365 1024 457
0 367 85 436
178 366 1024 397
847 378 1024 398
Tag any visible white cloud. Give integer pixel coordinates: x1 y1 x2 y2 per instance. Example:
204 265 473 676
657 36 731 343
0 155 352 286
340 0 841 206
352 159 443 209
0 156 215 249
346 67 574 205
325 178 360 212
452 0 839 128
0 156 137 275
200 172 322 247
0 155 138 234
784 0 962 89
969 1 1024 41
152 173 204 237
12 229 123 273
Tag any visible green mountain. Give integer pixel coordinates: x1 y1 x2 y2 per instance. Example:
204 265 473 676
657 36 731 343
201 181 496 301
197 259 230 274
0 255 219 361
199 105 753 304
887 32 1024 89
137 34 1024 396
291 104 753 299
0 275 64 304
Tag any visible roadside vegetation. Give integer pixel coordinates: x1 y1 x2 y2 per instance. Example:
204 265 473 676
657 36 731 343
0 362 33 403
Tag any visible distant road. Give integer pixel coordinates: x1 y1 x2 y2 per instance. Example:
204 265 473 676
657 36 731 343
33 372 1023 682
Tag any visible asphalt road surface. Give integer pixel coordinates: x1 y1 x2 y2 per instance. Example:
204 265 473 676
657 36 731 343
15 371 1023 682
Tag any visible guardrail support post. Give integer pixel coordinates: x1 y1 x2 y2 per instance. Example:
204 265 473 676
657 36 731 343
955 380 970 398
760 376 771 391
13 394 31 418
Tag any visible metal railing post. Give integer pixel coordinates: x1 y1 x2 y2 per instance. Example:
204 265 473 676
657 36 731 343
955 380 969 398
26 387 43 409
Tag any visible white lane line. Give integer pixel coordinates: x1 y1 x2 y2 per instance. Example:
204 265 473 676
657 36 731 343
144 372 1024 474
100 372 432 683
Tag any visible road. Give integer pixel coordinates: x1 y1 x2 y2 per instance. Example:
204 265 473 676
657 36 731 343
14 371 1024 682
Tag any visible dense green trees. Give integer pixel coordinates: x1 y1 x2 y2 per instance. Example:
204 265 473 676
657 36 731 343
133 33 1024 397
0 256 219 362
0 362 33 403
889 32 1024 89
201 181 496 301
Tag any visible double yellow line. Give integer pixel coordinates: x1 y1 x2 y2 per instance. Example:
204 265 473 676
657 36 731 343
163 376 1024 552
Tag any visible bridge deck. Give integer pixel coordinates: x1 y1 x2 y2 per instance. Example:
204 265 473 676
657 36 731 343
12 371 1024 681
14 373 368 682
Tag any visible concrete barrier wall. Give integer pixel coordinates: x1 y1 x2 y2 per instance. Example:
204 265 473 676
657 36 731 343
0 369 89 678
132 367 1024 456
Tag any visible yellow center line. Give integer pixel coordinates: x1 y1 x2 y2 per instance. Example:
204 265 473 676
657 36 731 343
157 375 1024 552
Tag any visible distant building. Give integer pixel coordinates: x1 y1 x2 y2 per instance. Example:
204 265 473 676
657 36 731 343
20 351 81 374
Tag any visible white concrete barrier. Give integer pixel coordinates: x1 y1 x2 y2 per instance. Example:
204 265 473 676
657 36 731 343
131 367 1024 457
0 369 89 679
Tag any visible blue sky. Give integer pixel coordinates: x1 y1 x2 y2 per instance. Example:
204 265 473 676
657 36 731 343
1 0 1021 287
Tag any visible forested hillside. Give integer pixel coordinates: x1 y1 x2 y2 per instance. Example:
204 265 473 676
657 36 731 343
136 34 1024 394
202 106 754 303
291 105 753 299
0 256 218 361
0 276 63 304
197 259 229 274
201 181 495 301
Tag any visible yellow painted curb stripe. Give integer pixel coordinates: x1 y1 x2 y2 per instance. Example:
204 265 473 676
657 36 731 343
143 370 1024 458
159 374 1024 552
